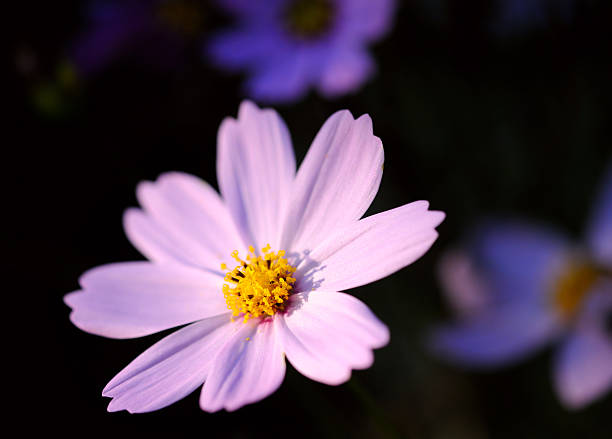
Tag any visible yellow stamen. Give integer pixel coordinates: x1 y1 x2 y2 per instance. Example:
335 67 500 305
221 245 297 323
552 262 599 319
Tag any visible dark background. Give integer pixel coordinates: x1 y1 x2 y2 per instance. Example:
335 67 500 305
12 0 612 437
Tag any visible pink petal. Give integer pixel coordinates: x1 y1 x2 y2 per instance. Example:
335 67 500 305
214 0 285 18
206 27 282 71
554 288 612 409
281 110 384 252
124 172 244 271
429 302 561 367
103 314 232 413
336 0 397 42
469 220 571 300
200 319 286 412
437 249 492 319
555 330 612 409
296 201 444 292
217 101 296 250
64 262 228 339
586 163 612 266
276 291 389 385
245 50 317 103
317 48 374 98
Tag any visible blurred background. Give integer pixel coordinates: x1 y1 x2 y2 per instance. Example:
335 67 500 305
12 0 612 437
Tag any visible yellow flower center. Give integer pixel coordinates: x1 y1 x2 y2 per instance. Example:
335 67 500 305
156 0 205 36
285 0 335 39
222 245 297 323
552 262 600 320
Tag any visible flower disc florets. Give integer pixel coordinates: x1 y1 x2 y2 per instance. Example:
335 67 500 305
222 245 297 322
552 261 600 320
285 0 335 39
156 0 205 36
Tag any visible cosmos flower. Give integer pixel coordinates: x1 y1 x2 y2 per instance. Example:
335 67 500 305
64 101 444 413
206 0 396 103
490 0 575 37
70 0 207 76
430 165 612 409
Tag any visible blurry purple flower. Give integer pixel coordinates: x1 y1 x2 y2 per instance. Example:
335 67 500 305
206 0 396 103
437 250 492 320
491 0 575 37
431 165 612 409
70 0 207 76
64 101 444 413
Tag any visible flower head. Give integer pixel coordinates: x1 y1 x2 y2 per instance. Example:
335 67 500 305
206 0 396 103
64 101 444 413
222 245 296 321
430 164 612 409
70 0 207 76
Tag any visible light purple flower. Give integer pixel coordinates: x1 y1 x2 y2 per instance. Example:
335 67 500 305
430 166 612 409
70 0 206 76
490 0 575 37
64 101 444 413
206 0 396 103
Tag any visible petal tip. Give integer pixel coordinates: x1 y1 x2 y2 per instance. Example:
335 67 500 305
356 113 373 131
429 210 446 229
328 370 353 386
374 325 391 349
63 290 80 309
199 396 222 414
330 108 355 123
106 398 125 413
238 99 259 118
155 170 192 186
122 207 142 228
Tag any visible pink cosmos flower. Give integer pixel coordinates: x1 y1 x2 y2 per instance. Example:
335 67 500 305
64 101 445 413
430 165 612 409
206 0 396 103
